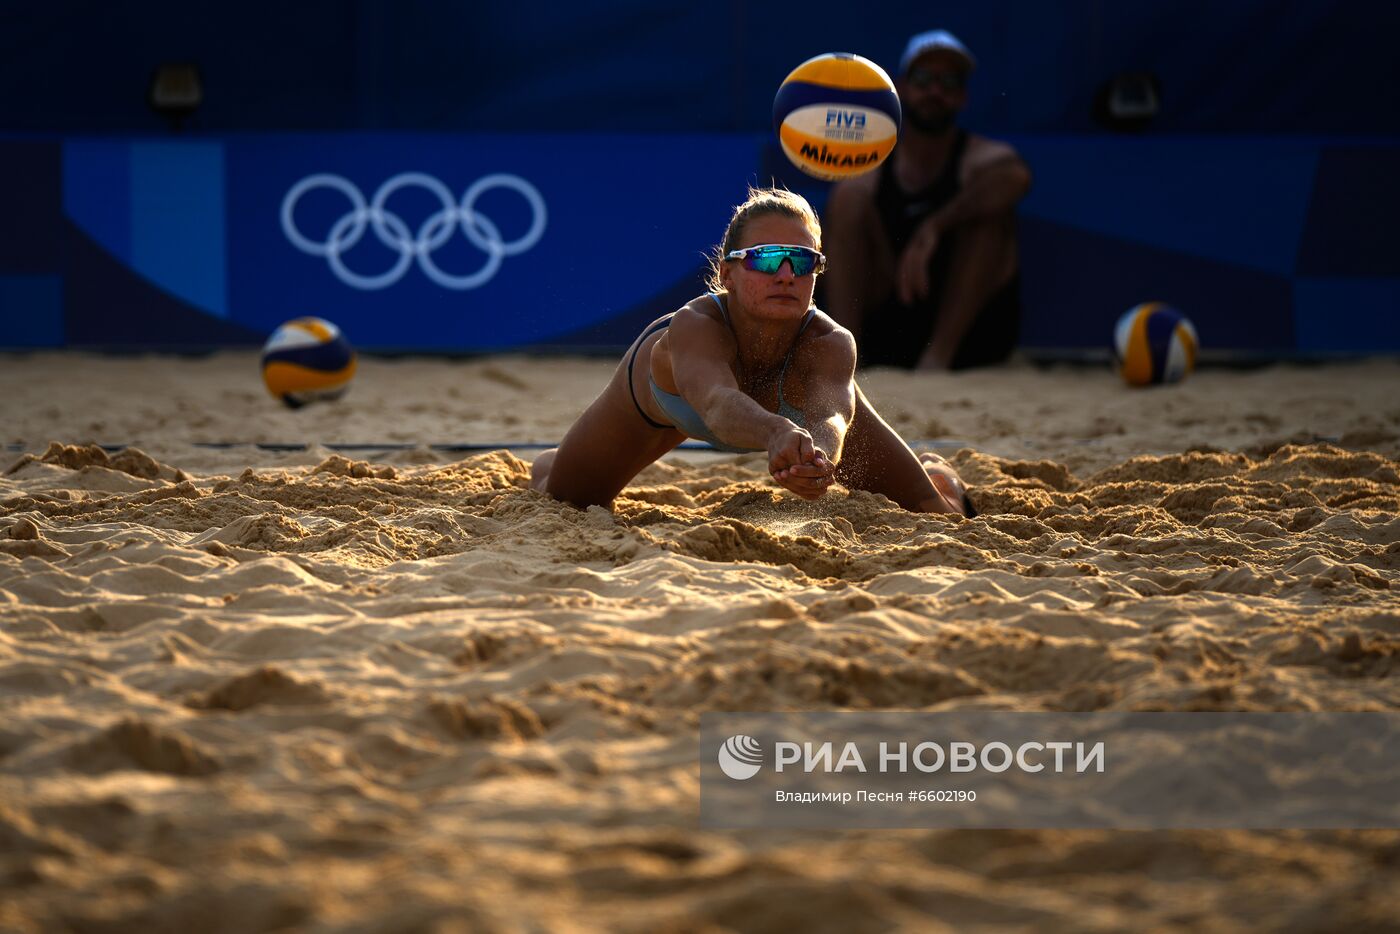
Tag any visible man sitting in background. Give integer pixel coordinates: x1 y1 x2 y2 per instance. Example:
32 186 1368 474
821 29 1032 370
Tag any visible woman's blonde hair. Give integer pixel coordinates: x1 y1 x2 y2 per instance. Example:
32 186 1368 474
704 186 823 293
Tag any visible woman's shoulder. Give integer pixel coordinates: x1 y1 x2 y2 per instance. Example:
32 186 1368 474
806 306 855 346
680 291 725 313
634 294 724 340
671 293 729 328
796 308 857 364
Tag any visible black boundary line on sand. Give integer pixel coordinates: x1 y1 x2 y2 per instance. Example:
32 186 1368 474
3 440 982 454
3 433 1353 456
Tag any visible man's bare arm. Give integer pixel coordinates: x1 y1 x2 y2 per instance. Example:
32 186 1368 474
923 142 1031 240
896 142 1031 307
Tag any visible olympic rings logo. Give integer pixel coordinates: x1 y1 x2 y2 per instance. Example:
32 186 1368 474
280 172 547 290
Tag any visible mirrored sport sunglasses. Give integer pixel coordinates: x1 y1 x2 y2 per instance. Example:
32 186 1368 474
724 244 827 276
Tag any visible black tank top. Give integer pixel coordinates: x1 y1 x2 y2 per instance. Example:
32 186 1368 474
861 129 1020 369
873 128 969 255
857 130 969 367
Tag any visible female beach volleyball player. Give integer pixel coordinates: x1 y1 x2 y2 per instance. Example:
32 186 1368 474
530 187 974 517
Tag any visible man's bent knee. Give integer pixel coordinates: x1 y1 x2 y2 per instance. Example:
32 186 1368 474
958 212 1016 246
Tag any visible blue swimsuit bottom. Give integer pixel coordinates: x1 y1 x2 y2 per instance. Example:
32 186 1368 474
627 293 813 453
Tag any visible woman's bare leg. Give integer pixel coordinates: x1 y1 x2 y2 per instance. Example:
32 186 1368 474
835 385 969 515
530 373 684 510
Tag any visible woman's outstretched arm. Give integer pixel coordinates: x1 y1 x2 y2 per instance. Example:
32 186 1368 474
668 311 835 499
767 328 856 498
793 328 858 463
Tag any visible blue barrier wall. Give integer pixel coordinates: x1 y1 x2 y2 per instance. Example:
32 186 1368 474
2 2 1396 354
2 134 1396 354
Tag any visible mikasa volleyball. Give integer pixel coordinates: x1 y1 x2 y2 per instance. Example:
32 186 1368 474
1113 303 1199 387
773 52 901 181
260 317 357 409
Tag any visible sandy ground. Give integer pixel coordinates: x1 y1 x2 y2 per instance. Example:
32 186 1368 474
1 351 1398 932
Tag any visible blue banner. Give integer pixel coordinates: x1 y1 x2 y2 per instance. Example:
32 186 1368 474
2 133 1397 354
226 134 759 349
52 133 761 350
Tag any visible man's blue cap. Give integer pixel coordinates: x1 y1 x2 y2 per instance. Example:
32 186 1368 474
899 29 977 74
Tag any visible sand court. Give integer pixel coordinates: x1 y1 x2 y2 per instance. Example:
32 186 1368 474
2 353 1398 931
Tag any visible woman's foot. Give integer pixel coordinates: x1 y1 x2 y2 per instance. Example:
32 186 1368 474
528 448 558 493
918 452 976 517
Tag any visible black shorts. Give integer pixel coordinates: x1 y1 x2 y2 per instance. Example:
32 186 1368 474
858 273 1021 370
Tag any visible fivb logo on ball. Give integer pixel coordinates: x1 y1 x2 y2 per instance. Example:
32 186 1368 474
774 52 901 182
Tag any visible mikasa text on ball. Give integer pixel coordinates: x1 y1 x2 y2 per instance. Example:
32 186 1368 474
774 52 901 181
261 317 357 409
1113 302 1199 387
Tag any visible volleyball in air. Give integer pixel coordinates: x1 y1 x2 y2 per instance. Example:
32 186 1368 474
260 317 357 409
773 52 901 181
1113 302 1199 386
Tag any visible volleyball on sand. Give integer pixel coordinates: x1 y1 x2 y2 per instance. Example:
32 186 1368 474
773 52 901 181
1113 302 1199 386
260 317 357 409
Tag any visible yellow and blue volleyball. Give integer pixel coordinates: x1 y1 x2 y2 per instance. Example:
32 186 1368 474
773 52 901 181
260 317 356 409
1113 302 1199 386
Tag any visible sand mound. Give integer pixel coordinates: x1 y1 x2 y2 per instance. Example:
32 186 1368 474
1 354 1397 931
6 442 189 483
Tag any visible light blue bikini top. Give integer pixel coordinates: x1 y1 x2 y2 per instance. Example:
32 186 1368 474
648 293 814 453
